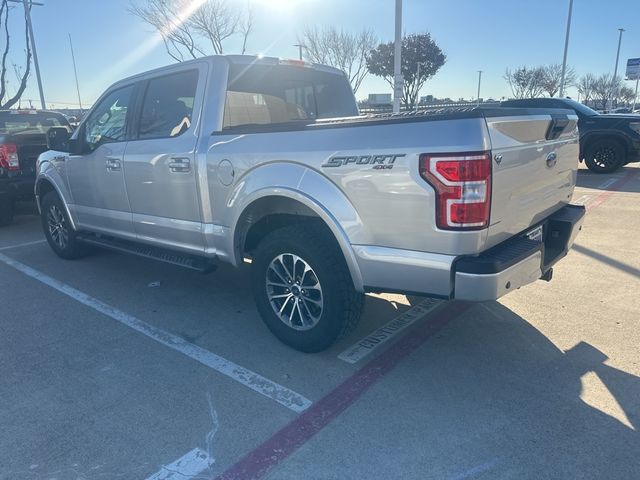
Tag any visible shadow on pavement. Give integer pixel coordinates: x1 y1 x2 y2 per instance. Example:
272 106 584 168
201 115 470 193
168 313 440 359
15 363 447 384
430 301 640 479
572 243 640 279
576 165 640 193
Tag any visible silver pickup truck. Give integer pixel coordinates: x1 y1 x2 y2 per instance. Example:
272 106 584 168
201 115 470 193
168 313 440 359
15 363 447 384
36 55 585 352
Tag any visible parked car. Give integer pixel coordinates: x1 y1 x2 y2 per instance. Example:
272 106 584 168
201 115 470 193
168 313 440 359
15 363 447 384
0 109 71 226
612 107 633 114
501 98 640 173
36 55 585 351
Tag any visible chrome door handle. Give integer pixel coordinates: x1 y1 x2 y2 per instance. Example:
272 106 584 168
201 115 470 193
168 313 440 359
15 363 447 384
168 157 191 173
105 157 121 171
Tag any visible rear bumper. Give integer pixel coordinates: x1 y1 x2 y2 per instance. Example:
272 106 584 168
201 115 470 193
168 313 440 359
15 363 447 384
0 175 35 200
453 204 586 301
354 204 586 301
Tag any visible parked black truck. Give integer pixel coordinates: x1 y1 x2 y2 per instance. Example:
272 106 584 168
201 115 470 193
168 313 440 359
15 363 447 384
501 98 640 173
0 110 71 226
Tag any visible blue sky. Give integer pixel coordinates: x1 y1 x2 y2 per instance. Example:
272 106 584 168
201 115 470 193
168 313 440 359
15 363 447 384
5 0 640 108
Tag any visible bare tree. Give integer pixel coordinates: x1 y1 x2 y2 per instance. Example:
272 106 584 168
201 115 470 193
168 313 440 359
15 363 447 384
298 26 376 94
0 0 32 109
541 64 576 97
504 66 546 99
617 85 636 106
577 73 596 103
592 74 621 110
129 0 253 61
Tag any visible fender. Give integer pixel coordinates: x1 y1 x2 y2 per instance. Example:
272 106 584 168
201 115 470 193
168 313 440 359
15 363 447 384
223 162 370 291
580 130 631 157
35 154 78 231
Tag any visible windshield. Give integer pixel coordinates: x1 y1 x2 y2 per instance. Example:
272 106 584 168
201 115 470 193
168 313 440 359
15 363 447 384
0 111 69 134
562 99 599 117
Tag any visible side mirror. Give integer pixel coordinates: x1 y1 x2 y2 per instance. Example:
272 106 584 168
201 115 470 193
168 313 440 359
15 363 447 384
47 126 71 152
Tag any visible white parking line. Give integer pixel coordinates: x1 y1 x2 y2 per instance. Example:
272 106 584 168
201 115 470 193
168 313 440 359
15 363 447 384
572 194 593 205
0 239 46 251
338 298 443 364
598 178 617 189
146 448 212 480
0 252 312 413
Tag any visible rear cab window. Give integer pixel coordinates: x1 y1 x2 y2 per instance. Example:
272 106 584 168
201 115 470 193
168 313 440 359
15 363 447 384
0 111 69 134
223 63 358 130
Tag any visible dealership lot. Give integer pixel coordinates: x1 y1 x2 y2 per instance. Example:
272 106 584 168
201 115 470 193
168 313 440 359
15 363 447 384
1 165 639 480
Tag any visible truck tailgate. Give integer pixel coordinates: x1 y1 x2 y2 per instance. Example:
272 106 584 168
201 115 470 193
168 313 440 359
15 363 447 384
485 111 579 249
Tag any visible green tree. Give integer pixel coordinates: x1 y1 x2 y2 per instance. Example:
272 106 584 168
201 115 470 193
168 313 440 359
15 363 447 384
366 33 446 110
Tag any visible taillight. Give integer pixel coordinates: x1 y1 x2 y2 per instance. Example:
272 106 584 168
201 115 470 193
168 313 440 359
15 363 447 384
419 151 492 230
0 143 19 171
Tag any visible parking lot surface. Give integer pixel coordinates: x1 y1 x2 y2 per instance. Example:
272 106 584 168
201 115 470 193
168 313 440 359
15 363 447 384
1 164 639 480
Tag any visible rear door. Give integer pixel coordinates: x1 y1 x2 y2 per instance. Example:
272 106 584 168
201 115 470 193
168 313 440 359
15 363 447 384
123 65 206 254
66 84 136 237
485 110 579 248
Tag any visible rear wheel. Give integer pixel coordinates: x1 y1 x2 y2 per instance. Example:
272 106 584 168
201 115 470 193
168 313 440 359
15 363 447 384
251 223 364 352
41 192 89 259
584 139 625 173
0 195 14 227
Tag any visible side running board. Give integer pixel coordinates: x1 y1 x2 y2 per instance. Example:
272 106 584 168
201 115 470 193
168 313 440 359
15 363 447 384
76 233 217 273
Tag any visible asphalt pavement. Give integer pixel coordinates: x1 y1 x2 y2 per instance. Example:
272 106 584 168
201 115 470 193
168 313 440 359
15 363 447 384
0 164 638 480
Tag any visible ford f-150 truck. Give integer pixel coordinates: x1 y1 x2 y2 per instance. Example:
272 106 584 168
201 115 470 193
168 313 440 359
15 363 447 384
36 55 585 352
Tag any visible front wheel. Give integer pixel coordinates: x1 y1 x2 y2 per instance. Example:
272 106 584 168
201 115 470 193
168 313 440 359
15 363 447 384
251 223 364 353
584 140 625 173
40 192 89 259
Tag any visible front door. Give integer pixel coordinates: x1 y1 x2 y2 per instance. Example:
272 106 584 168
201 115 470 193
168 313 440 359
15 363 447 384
66 84 136 238
123 66 205 253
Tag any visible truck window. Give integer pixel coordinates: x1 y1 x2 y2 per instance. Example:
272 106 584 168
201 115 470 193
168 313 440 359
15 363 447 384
223 64 358 129
0 112 69 134
83 84 134 150
138 70 198 140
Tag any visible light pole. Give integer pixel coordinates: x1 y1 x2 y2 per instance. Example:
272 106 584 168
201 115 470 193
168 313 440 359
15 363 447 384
293 44 305 61
68 34 83 112
559 0 573 97
476 70 483 106
613 28 625 79
393 0 403 113
8 0 46 109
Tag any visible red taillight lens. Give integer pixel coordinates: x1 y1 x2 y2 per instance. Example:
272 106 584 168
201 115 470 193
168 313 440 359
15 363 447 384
419 151 492 230
0 143 19 171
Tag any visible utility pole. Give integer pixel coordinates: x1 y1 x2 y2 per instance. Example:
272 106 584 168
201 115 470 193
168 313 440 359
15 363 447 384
8 0 46 109
476 70 483 106
633 77 639 113
293 44 304 61
68 34 83 112
393 0 403 113
559 0 573 97
613 28 625 80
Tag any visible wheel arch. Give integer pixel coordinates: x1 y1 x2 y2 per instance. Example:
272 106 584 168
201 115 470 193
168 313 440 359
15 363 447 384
581 133 630 160
231 190 365 292
35 173 78 231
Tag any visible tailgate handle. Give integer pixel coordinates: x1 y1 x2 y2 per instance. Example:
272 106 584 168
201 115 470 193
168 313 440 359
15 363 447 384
546 117 570 140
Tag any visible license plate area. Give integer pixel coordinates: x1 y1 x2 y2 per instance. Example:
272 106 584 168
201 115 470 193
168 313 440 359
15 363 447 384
525 225 544 243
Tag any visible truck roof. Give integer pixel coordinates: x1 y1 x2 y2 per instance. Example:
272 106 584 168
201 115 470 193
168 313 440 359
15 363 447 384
109 54 347 90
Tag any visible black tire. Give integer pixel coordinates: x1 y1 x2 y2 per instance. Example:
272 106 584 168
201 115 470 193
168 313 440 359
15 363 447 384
251 222 364 353
0 195 14 227
40 191 89 259
584 139 625 173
